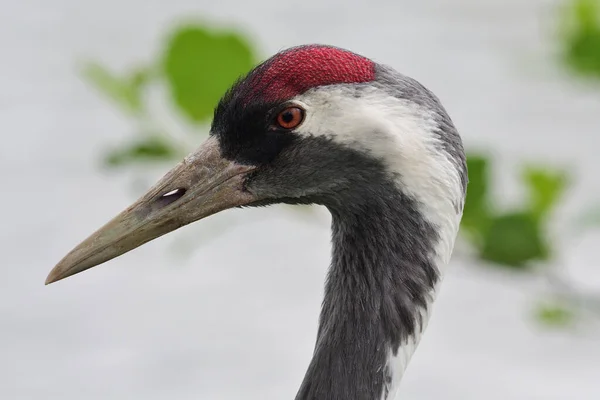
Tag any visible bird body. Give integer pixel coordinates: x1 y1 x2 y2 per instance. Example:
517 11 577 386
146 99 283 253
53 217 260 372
47 45 467 400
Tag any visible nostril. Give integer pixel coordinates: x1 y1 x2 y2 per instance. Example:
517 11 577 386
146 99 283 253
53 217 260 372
157 188 187 207
162 188 184 198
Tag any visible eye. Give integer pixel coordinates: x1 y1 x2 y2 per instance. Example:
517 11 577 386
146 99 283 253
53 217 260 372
276 106 304 130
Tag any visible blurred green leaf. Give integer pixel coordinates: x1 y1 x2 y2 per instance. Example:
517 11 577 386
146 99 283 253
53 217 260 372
129 66 156 92
480 212 548 268
572 0 600 33
461 154 492 247
82 62 148 114
162 25 256 123
561 0 600 78
105 137 179 166
536 302 574 326
565 31 600 77
522 166 569 221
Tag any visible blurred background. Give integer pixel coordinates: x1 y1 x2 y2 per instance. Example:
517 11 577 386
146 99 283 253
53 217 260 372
1 0 600 399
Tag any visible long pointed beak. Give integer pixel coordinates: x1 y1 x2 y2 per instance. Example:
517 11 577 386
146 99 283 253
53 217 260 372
45 136 257 285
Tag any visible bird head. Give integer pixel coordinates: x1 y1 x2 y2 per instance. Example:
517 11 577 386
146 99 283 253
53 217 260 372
46 44 466 284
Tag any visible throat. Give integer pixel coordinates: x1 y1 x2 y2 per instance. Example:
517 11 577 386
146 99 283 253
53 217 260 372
295 191 443 400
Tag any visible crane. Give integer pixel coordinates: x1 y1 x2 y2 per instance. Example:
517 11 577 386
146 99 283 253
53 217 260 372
46 45 467 400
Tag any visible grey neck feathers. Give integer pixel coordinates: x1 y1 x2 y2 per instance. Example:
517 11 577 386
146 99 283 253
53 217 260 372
295 182 440 400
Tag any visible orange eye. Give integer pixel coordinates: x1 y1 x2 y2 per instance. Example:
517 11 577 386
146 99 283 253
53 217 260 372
276 107 304 129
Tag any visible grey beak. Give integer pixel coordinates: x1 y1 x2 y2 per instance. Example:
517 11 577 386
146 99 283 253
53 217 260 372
46 136 257 285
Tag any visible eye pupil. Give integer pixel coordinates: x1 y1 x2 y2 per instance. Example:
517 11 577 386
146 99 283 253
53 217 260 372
276 106 304 129
282 112 293 123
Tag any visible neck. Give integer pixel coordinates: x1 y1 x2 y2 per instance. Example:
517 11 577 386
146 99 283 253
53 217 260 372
295 187 450 400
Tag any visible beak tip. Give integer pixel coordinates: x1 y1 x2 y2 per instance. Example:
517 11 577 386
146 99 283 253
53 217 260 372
45 263 71 285
45 269 61 285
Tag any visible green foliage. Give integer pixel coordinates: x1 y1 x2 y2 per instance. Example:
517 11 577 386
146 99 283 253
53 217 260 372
560 0 600 78
522 166 569 222
536 302 574 327
460 155 491 246
81 22 257 167
480 212 548 268
461 155 568 268
163 25 256 123
105 136 180 166
82 63 150 114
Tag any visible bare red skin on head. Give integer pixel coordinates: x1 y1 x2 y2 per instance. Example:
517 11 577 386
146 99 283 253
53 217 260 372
247 45 376 103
